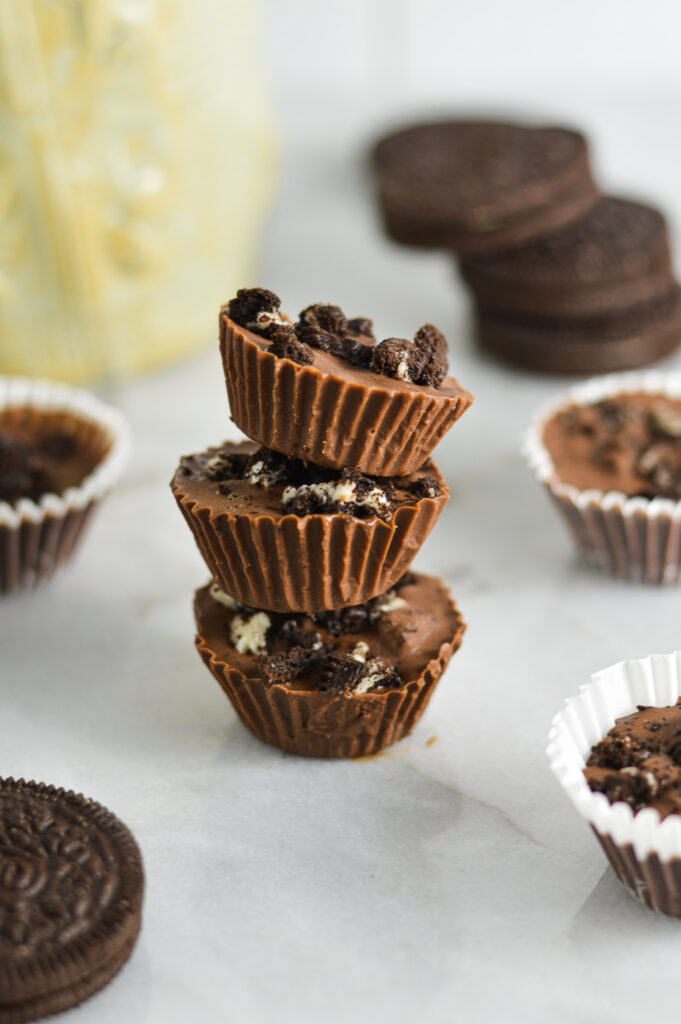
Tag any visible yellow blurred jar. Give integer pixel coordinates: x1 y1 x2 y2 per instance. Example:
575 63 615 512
0 0 277 383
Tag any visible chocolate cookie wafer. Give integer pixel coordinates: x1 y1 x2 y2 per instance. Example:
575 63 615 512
0 778 143 1023
372 120 598 254
475 284 681 375
461 197 675 318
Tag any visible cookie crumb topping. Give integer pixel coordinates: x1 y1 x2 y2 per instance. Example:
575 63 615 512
211 582 410 695
226 289 448 386
191 444 439 521
584 699 681 817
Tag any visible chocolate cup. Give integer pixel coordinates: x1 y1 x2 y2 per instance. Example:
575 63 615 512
0 380 130 595
523 372 681 584
593 830 681 918
219 312 472 477
193 580 466 758
172 460 449 612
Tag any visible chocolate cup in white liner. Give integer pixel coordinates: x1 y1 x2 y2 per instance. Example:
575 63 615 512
0 377 130 594
523 370 681 585
548 652 681 917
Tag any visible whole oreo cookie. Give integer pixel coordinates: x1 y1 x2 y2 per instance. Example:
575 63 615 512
0 778 144 1023
475 285 681 374
372 120 598 254
461 197 674 317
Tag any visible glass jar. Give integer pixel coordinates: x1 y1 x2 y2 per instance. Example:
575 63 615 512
0 0 277 383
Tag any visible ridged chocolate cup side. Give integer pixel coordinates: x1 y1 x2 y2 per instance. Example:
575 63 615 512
593 831 681 918
172 479 449 612
0 377 130 595
193 587 465 759
219 314 472 477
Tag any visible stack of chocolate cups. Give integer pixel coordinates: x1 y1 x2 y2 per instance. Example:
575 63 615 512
373 119 681 374
172 290 473 758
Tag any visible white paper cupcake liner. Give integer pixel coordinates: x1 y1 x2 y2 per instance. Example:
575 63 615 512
549 652 681 915
0 377 131 592
523 370 681 584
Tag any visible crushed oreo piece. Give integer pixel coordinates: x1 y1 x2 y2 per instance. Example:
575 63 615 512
228 288 281 328
370 338 414 382
636 442 680 497
298 303 349 337
294 324 344 356
347 317 375 340
411 324 448 387
370 325 449 387
320 652 367 694
0 435 55 504
586 734 647 770
595 399 628 432
409 476 442 499
244 448 288 488
650 406 681 439
668 740 681 766
268 325 313 365
281 469 396 521
203 450 250 482
589 767 658 813
257 634 331 686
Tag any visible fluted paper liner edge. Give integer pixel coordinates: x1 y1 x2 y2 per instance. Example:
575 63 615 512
194 584 466 758
0 376 131 593
522 370 681 584
220 315 472 476
548 651 681 916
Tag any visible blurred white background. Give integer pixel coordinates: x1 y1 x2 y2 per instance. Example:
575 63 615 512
260 0 681 231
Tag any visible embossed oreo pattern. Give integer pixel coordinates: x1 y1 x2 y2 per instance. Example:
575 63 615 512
0 779 143 1023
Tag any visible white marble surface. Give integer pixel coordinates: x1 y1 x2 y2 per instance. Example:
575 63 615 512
6 98 681 1024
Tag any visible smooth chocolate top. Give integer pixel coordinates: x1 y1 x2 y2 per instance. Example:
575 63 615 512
542 392 681 499
174 441 447 523
194 572 461 693
0 408 106 505
585 699 681 819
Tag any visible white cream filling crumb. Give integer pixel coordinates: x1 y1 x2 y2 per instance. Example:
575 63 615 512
350 641 370 663
361 487 392 517
354 658 389 694
376 594 407 614
230 611 271 655
250 310 289 332
245 458 286 489
282 479 357 510
209 583 239 610
395 356 412 382
204 453 230 478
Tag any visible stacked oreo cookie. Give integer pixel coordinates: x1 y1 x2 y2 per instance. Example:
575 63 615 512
171 288 473 758
373 120 681 374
